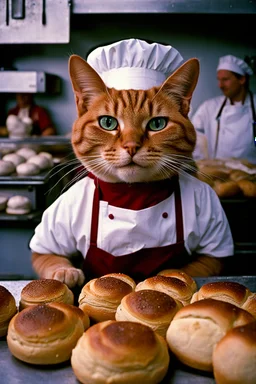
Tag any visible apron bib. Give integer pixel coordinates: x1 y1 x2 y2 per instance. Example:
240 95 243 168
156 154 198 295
83 177 190 282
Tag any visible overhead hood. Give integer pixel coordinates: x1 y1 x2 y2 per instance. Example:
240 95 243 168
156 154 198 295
0 71 60 93
72 0 256 14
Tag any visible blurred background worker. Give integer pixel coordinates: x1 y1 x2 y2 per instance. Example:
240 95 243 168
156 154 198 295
192 55 256 164
6 93 56 137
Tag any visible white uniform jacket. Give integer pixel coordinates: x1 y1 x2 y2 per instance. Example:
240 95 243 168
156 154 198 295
29 175 234 261
191 93 256 164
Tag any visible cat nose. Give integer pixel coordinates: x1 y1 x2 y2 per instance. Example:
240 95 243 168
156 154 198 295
123 141 141 157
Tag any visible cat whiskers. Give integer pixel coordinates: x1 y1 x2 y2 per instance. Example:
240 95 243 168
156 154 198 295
161 154 215 184
45 162 87 196
84 156 114 178
160 154 198 181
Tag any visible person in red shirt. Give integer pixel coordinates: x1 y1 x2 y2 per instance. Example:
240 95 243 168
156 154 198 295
8 93 56 136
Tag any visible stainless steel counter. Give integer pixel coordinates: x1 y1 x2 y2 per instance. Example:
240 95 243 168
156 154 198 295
0 276 255 384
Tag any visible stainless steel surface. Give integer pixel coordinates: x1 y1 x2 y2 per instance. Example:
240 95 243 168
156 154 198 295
72 0 256 14
0 71 61 94
0 276 255 384
0 0 70 44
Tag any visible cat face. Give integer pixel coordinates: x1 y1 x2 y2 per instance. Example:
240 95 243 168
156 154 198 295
69 55 199 183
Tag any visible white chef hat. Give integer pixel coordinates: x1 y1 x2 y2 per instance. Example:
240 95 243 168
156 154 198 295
87 38 184 90
217 55 253 76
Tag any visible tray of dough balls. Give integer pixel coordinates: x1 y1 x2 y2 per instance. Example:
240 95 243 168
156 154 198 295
0 147 55 181
0 272 256 384
196 158 256 199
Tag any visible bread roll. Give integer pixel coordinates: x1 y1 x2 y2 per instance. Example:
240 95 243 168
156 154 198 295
16 162 40 176
16 147 37 160
213 180 242 198
198 165 230 180
136 275 195 306
0 285 17 337
0 160 15 175
71 320 170 384
6 195 32 215
38 152 54 167
166 298 254 372
237 179 256 198
157 269 197 293
78 273 136 323
2 153 25 167
191 281 256 318
7 302 86 364
116 289 182 338
229 169 250 181
19 279 74 310
213 320 256 384
27 154 52 170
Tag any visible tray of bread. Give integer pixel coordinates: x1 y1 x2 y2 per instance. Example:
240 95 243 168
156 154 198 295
196 158 256 199
0 273 256 384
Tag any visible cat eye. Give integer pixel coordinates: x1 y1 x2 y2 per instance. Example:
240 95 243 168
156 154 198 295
147 117 167 131
99 116 118 131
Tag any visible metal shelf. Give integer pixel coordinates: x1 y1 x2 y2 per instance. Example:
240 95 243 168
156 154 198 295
0 210 42 222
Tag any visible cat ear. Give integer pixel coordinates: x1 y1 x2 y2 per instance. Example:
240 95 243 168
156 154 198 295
69 54 107 117
158 58 200 117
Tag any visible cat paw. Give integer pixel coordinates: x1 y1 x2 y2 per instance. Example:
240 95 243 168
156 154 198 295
51 268 85 288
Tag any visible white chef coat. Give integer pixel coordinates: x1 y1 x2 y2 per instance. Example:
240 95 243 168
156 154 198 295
192 93 256 164
29 175 234 260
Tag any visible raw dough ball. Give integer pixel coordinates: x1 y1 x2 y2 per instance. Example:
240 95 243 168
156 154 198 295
0 160 16 176
16 148 37 160
38 152 54 167
2 153 26 167
6 195 32 215
27 155 52 170
16 162 40 176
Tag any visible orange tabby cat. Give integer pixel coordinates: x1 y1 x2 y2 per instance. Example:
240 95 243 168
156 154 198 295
30 55 233 288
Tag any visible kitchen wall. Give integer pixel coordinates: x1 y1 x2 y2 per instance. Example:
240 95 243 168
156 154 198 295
1 13 255 136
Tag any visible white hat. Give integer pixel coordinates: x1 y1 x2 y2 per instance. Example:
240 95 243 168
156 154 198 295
87 38 184 90
217 55 253 76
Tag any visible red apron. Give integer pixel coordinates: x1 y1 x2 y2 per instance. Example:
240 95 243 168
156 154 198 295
83 177 190 282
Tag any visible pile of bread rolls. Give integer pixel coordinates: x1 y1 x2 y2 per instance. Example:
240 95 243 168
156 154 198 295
2 272 256 384
196 158 256 198
0 149 54 176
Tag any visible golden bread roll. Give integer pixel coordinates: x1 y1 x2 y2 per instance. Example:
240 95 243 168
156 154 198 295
191 281 256 318
0 285 17 337
229 169 250 181
166 298 254 372
198 165 230 180
71 320 170 384
78 273 136 323
136 275 195 306
237 179 256 198
7 302 86 365
213 180 241 198
213 320 256 384
115 289 182 337
196 159 225 168
157 269 197 293
19 279 74 310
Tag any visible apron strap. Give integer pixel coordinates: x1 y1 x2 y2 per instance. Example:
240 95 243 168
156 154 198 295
90 178 101 246
214 97 227 158
174 178 184 242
